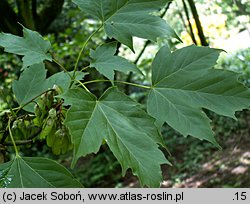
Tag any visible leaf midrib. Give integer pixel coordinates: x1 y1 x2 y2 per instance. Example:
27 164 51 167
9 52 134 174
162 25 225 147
3 159 16 187
151 89 192 133
20 69 44 104
101 104 158 184
104 0 131 23
19 158 55 187
105 21 168 32
155 83 249 99
71 101 99 156
153 51 218 86
13 36 48 55
98 103 148 172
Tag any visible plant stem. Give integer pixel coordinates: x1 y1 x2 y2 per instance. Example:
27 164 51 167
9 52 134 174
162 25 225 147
13 89 54 114
71 24 103 85
83 79 151 90
116 80 151 89
76 79 91 93
52 58 74 80
4 139 33 146
4 126 41 146
8 118 20 157
80 65 90 72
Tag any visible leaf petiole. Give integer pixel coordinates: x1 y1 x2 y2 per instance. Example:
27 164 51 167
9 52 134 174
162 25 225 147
80 65 90 72
76 79 91 93
52 58 74 80
82 79 151 90
8 118 20 157
71 23 103 87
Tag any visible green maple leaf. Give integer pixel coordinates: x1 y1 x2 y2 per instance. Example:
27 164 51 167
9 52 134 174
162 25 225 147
12 63 85 112
13 63 48 112
0 157 82 188
62 87 169 187
73 0 179 50
0 27 52 69
147 45 250 146
90 42 141 82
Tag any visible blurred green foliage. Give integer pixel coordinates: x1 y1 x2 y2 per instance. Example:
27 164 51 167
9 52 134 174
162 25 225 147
73 148 122 188
0 54 20 111
216 49 250 85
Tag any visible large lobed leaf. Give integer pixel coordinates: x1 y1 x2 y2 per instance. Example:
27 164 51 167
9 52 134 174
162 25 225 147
73 0 179 50
12 63 85 112
0 27 52 69
90 42 141 82
62 87 169 187
147 45 250 146
0 157 82 188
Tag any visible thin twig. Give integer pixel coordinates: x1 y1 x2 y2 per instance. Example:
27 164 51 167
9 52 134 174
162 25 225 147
3 127 42 146
13 89 54 114
4 140 33 146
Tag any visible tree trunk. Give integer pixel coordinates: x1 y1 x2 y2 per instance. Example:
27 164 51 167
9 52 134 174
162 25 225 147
181 0 197 45
36 0 65 34
16 0 36 30
0 0 21 35
186 0 208 46
234 0 250 16
0 0 64 35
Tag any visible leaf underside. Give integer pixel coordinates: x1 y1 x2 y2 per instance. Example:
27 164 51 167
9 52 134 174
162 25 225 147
62 87 169 187
0 157 82 188
0 27 52 69
90 42 141 82
12 63 85 112
73 0 179 50
147 45 250 146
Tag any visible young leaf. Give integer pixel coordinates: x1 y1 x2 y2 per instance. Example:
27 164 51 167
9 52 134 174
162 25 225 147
0 157 82 188
147 45 250 146
62 87 169 187
12 63 85 112
0 27 52 69
90 42 141 82
73 0 179 50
